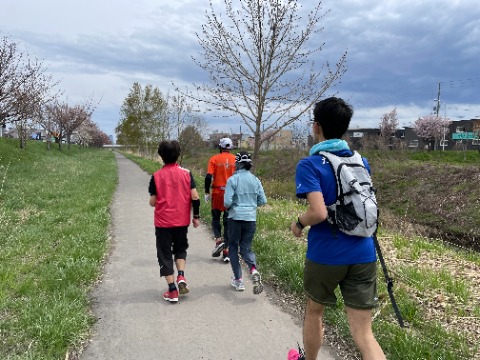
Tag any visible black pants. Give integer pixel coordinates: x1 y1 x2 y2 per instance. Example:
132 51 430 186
155 226 189 277
211 209 229 246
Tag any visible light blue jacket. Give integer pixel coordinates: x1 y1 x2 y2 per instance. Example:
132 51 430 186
224 169 267 221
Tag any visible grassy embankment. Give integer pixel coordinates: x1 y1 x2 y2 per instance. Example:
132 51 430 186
0 138 117 359
125 148 480 360
1 136 479 359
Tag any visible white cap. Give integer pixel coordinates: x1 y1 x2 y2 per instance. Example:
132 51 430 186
219 138 233 149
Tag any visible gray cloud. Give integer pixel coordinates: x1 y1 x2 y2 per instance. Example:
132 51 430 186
3 0 479 136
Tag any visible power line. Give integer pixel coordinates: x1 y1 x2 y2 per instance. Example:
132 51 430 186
351 77 480 108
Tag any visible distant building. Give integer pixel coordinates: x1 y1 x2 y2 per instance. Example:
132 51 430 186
260 129 293 150
447 119 480 150
207 118 480 153
207 131 230 149
345 128 379 149
346 118 480 151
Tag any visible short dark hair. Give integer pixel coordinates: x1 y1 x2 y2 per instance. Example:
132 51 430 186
157 140 181 164
313 97 353 139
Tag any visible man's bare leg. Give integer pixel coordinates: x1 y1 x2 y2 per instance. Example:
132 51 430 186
345 307 386 360
303 298 325 360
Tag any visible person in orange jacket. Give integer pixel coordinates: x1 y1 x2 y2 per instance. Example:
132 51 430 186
204 138 236 262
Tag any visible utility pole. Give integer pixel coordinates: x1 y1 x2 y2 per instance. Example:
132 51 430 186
435 82 441 117
434 82 449 151
433 82 445 150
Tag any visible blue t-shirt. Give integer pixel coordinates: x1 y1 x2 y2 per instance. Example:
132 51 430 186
295 149 376 265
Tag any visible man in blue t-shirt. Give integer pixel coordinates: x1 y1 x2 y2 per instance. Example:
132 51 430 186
287 97 386 360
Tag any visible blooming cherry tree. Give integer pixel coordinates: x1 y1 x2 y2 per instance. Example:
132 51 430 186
413 114 451 150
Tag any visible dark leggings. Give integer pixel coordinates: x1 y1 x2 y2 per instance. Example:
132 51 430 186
211 209 229 245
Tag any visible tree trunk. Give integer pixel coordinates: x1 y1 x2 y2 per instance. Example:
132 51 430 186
18 122 27 149
252 129 261 163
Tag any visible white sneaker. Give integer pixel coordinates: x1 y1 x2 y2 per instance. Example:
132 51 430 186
251 269 264 295
231 277 245 291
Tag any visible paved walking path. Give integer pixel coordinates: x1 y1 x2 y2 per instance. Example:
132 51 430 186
79 152 338 360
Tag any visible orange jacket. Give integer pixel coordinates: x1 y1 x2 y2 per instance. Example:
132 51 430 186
207 151 236 193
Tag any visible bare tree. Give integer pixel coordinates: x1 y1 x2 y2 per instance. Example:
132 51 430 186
0 36 26 123
182 0 347 160
63 97 99 149
35 103 56 150
0 36 59 148
290 121 310 150
168 93 195 139
41 100 82 150
49 101 68 149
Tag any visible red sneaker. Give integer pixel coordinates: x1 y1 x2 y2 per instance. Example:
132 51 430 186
176 275 189 295
222 249 230 263
163 289 178 303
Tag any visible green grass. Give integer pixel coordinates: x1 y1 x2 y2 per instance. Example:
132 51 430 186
122 150 480 359
3 142 478 359
0 138 117 359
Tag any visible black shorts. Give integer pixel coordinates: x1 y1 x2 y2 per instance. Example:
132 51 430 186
304 259 379 309
155 226 189 277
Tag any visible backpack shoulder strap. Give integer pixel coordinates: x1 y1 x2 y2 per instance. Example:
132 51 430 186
318 151 342 198
318 151 364 197
318 151 364 168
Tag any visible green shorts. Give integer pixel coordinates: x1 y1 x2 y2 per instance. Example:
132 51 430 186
304 259 379 309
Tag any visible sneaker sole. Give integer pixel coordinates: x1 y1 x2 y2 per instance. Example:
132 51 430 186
163 296 179 303
222 257 230 263
253 283 264 295
212 243 225 257
252 273 264 295
178 281 189 295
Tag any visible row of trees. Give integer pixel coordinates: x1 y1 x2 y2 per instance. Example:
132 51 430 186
117 0 460 157
115 83 206 159
117 0 347 160
0 35 109 149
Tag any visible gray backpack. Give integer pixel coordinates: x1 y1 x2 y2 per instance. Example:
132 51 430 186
319 151 378 237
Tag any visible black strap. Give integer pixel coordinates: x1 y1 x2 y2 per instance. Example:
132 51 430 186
373 232 405 328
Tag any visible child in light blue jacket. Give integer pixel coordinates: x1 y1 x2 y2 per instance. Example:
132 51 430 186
224 151 267 294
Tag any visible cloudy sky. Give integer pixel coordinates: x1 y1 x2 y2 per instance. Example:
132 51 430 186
2 0 480 139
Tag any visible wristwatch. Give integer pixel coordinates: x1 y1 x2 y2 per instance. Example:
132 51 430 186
296 216 305 230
